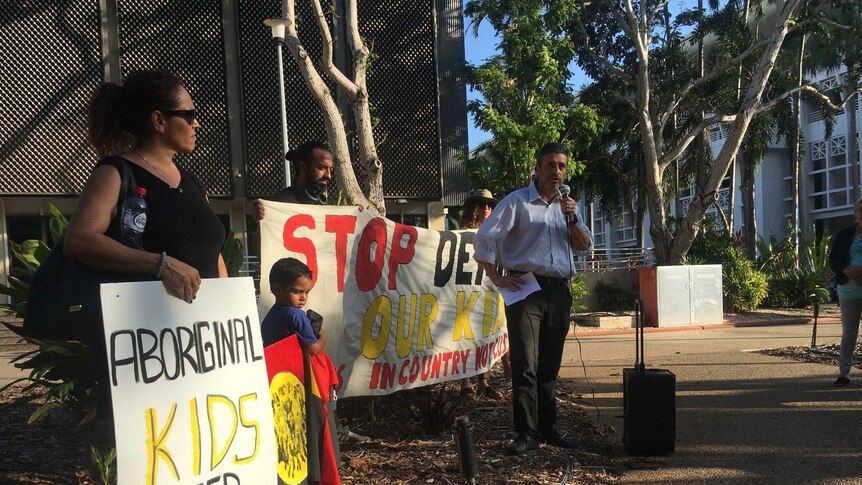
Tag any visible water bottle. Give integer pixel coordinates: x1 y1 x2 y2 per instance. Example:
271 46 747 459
121 186 148 247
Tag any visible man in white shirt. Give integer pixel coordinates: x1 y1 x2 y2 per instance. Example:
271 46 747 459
473 142 593 455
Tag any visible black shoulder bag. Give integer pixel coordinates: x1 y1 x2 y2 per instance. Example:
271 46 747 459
24 160 146 343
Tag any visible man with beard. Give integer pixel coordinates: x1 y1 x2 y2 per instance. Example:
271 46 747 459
254 140 333 221
473 142 593 455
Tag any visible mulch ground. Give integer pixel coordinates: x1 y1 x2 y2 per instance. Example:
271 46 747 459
6 305 836 484
0 364 625 484
755 343 862 372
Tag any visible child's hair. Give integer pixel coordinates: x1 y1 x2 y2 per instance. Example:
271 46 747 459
270 257 313 290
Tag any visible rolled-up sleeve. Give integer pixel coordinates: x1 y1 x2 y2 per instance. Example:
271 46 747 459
574 208 594 256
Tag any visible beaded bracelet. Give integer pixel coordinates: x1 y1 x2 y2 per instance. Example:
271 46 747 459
155 251 167 279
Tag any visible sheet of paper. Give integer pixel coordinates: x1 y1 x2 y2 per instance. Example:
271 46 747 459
499 272 541 305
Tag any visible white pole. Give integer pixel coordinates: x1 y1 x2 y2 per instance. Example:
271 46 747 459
275 42 291 188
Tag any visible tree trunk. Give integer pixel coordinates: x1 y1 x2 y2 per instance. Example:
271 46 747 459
278 1 385 214
790 34 805 268
846 85 859 205
743 185 756 256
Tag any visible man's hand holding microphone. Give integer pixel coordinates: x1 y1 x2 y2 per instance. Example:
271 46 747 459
560 184 591 251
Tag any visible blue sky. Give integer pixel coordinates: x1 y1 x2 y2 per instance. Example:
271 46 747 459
463 1 698 150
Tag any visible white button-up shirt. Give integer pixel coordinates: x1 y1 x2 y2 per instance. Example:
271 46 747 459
473 182 593 280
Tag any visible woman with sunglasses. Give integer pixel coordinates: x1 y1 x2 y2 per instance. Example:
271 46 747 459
65 69 226 311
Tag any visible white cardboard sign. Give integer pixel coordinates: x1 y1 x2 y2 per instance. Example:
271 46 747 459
101 277 277 485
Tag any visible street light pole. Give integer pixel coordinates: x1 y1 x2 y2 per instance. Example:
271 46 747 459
264 18 291 188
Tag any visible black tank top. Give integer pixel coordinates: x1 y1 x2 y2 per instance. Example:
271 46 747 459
97 155 225 278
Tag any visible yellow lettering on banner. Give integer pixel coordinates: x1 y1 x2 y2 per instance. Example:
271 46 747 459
453 290 479 341
234 393 260 464
482 290 495 337
362 295 392 359
416 293 437 351
395 294 418 358
492 292 506 334
207 395 239 471
190 398 201 477
145 403 180 485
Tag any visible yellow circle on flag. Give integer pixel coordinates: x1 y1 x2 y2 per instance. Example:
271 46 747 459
270 371 307 484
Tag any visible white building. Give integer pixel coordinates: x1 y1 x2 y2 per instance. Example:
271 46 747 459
588 67 860 255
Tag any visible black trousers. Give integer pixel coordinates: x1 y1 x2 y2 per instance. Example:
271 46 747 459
505 282 572 438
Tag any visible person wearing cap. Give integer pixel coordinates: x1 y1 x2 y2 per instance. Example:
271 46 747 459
458 189 509 399
253 140 333 221
473 142 592 455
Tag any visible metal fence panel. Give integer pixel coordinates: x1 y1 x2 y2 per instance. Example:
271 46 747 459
0 1 102 195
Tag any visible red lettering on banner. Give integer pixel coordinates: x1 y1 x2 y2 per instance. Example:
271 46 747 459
283 214 318 287
388 224 417 290
356 218 387 291
431 354 442 379
421 356 433 380
440 352 453 377
398 359 409 385
409 357 420 383
325 215 357 293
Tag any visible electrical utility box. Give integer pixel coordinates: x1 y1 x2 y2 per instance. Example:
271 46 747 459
639 265 723 327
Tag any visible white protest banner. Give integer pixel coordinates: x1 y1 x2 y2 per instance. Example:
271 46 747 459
102 277 277 485
259 201 509 398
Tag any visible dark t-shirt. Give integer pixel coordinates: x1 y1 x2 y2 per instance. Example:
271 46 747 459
97 155 225 278
261 304 319 348
274 185 327 205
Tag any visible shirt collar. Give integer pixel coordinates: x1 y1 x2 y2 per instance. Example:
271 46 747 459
528 180 560 205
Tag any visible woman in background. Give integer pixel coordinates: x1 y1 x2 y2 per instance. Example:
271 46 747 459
828 198 862 387
459 189 508 398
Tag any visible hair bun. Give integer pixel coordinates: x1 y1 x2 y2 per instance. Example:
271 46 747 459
285 149 297 161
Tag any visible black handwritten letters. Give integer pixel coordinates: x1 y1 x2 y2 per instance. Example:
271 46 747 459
110 316 263 386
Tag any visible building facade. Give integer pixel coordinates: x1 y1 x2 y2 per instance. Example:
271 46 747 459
0 0 470 296
587 67 860 257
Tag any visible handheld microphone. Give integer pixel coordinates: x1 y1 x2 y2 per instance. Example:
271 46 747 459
559 184 578 226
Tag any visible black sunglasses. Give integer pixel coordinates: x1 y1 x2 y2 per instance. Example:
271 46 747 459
161 109 197 125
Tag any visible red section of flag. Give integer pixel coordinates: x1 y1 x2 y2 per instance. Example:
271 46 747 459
265 335 341 485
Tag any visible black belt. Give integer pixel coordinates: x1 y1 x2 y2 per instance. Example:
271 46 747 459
534 274 568 287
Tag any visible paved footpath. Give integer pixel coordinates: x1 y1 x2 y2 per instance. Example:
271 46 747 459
560 322 862 484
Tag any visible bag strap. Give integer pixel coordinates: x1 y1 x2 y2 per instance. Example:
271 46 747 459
110 159 138 237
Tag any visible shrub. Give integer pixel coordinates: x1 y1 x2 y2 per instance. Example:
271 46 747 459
570 273 588 313
723 245 768 312
593 279 636 312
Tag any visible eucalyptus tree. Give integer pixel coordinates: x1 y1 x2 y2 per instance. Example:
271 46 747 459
267 0 383 213
570 0 861 264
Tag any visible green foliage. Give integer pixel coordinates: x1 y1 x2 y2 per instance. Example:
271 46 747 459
220 230 245 278
722 248 768 312
687 229 768 312
90 444 117 485
464 0 606 194
763 269 829 308
592 279 635 312
570 273 588 313
758 227 832 308
1 324 102 426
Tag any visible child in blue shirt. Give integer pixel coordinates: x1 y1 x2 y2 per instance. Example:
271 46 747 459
261 257 327 354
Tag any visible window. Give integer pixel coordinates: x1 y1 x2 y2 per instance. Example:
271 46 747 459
591 204 606 248
678 177 731 221
707 123 728 143
809 135 851 211
615 208 637 243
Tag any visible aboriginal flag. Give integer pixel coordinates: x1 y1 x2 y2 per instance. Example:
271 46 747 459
265 335 341 485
